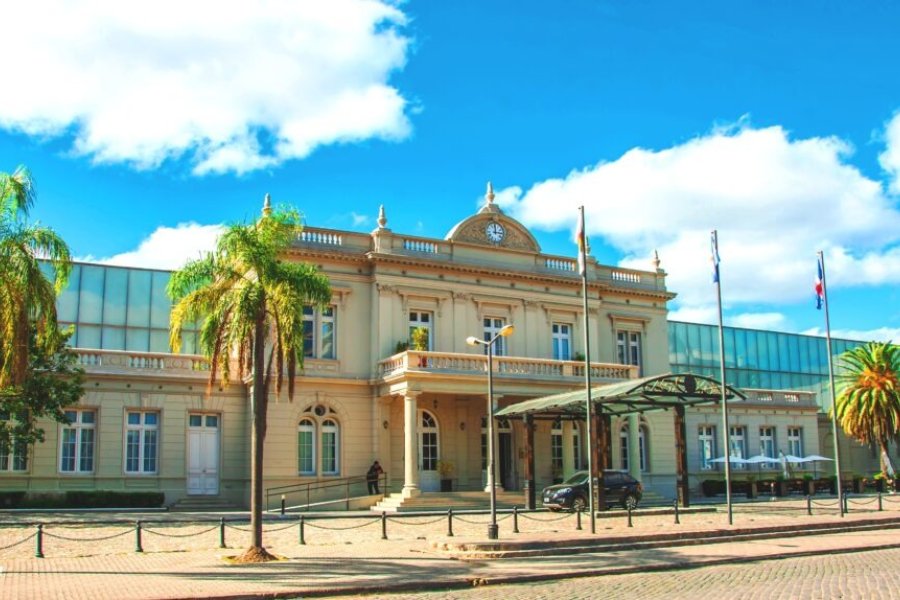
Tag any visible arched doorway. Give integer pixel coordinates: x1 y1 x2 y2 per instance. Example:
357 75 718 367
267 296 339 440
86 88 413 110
418 409 440 492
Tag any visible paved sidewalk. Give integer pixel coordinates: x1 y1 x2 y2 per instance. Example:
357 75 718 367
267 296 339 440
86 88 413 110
2 502 900 599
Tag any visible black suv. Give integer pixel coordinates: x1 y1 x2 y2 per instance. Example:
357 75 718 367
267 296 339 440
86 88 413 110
542 470 643 511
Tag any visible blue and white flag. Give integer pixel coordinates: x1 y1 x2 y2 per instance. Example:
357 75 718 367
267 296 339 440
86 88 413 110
710 230 720 284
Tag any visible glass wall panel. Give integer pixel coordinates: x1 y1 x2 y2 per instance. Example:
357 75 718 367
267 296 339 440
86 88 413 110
701 325 717 366
102 327 125 350
102 268 128 326
745 330 760 369
150 271 172 329
78 266 105 325
687 324 702 365
77 325 101 349
126 328 150 352
734 329 748 368
57 264 81 323
723 328 736 369
149 331 170 353
127 270 152 327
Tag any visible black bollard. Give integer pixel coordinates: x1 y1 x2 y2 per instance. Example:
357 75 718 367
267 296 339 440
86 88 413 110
381 512 387 540
879 492 884 512
299 516 305 545
806 495 812 516
576 508 582 531
135 521 143 553
627 505 633 527
219 517 226 548
35 524 44 558
281 495 286 516
673 499 680 525
447 509 454 537
513 506 519 534
843 494 849 514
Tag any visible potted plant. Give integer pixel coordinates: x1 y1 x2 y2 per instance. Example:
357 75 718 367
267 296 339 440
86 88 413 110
394 340 409 354
411 326 429 366
874 472 887 493
437 460 454 492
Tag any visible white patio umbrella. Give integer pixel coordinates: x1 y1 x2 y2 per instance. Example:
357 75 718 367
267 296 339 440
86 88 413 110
803 454 834 478
709 456 749 464
745 454 778 475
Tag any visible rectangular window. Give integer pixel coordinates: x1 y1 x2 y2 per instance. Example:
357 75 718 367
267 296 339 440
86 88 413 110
409 311 432 350
699 425 716 470
483 317 507 356
303 305 337 359
729 425 746 470
616 331 642 372
0 412 28 472
552 323 571 360
759 426 776 459
60 410 96 473
787 427 803 457
551 422 563 473
125 411 159 474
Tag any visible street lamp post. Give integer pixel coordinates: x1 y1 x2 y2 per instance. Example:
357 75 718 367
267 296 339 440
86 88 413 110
467 324 515 540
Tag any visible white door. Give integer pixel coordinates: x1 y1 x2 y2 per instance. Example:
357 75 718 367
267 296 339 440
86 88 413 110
187 413 220 495
418 409 440 492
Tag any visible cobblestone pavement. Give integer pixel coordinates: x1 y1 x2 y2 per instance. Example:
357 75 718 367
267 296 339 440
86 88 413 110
365 547 900 600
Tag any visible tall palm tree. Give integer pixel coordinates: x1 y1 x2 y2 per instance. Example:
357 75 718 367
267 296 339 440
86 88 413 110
168 197 330 562
834 342 900 477
0 166 71 390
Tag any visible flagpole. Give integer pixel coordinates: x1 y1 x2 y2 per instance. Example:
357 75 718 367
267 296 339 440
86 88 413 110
712 230 733 525
578 206 597 534
818 251 845 517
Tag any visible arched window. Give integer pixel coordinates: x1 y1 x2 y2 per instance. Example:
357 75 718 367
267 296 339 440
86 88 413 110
321 419 340 475
619 422 648 472
298 419 316 475
420 410 438 471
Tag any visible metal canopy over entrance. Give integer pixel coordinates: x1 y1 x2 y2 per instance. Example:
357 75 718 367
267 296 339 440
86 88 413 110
495 373 746 419
495 373 746 510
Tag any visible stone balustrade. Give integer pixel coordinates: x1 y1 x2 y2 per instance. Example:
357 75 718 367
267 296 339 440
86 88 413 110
74 349 210 374
378 350 637 382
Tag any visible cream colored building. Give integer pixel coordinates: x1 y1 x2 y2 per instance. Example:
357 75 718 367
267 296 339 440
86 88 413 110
5 188 875 509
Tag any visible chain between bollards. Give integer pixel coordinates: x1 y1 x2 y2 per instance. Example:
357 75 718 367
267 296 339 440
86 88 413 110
299 516 305 545
806 495 812 516
447 509 454 537
576 507 582 531
135 520 143 553
35 524 44 558
381 512 387 540
673 499 680 525
512 506 519 534
219 517 226 548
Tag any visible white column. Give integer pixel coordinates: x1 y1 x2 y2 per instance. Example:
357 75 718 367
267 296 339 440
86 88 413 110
485 395 506 492
402 392 420 498
628 414 642 480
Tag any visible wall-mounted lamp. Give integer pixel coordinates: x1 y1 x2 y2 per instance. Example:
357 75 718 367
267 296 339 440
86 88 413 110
382 420 389 429
459 422 466 431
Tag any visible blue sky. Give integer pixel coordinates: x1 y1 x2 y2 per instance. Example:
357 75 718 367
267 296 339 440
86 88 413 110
3 1 900 341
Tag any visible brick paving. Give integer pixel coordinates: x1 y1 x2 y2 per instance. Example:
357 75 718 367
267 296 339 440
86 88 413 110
1 498 900 599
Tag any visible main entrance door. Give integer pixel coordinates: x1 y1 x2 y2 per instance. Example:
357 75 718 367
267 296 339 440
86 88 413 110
498 418 514 490
418 409 440 492
187 413 220 495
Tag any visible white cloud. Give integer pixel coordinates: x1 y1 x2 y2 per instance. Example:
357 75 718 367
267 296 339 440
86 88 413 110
728 312 790 331
80 223 224 270
351 212 370 227
802 327 900 344
880 111 900 194
499 122 900 316
0 1 411 175
667 305 718 324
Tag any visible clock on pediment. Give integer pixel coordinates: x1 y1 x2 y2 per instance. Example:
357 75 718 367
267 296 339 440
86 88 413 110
485 221 505 244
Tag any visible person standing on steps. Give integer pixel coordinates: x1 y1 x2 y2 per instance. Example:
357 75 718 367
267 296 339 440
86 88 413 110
367 460 384 494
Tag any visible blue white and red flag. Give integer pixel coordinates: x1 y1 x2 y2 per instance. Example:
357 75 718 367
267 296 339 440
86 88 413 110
815 257 825 309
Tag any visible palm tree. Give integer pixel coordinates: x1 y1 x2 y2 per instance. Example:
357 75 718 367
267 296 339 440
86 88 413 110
834 342 900 477
0 166 71 390
168 196 331 562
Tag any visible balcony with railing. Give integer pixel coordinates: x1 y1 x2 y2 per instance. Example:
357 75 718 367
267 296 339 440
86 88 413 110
74 349 210 377
377 350 638 384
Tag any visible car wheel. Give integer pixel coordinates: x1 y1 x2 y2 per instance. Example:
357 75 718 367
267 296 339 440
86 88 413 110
571 495 587 512
622 493 638 510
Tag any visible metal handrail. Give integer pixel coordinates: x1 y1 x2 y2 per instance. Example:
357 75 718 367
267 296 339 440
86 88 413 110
265 473 388 512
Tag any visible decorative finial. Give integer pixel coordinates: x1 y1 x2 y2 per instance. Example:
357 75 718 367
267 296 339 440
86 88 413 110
652 249 661 271
486 181 495 204
262 193 272 216
377 204 387 229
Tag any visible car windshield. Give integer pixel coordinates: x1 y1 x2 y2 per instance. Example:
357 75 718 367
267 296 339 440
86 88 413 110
563 471 588 485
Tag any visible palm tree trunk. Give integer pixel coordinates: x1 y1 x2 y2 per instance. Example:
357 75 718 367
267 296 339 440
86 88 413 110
880 440 897 478
250 311 267 550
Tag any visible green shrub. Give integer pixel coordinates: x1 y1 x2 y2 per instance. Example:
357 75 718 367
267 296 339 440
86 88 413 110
0 491 26 508
18 491 165 509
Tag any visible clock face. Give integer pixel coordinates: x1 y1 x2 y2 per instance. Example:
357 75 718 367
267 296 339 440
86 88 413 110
486 222 505 243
